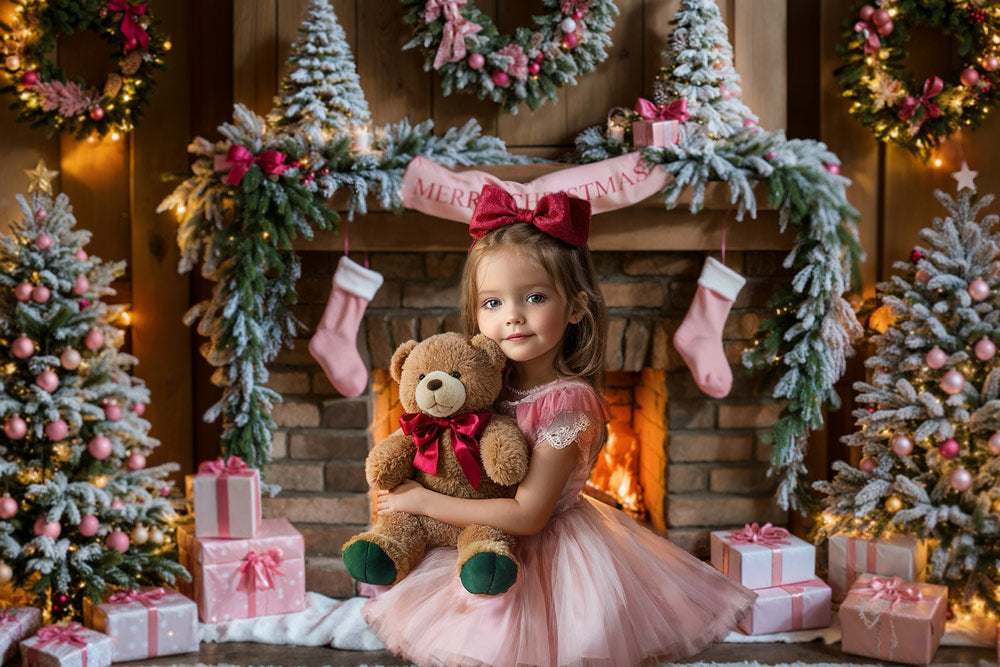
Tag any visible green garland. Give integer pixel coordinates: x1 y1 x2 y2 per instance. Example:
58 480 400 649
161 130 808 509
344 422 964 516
835 1 1000 161
401 0 618 113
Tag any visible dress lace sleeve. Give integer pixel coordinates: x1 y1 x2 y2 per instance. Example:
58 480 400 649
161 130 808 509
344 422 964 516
527 382 607 464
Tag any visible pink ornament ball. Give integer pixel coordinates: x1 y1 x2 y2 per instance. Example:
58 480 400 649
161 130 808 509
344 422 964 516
14 281 33 302
859 4 875 21
72 275 89 296
976 337 997 361
84 328 105 351
33 517 61 539
872 8 891 25
561 32 578 49
875 19 893 36
0 496 18 520
467 53 485 70
110 498 124 509
572 9 583 20
528 62 541 76
105 530 129 553
926 347 947 369
44 419 67 441
960 68 980 87
969 279 990 301
826 163 841 175
942 369 966 395
990 431 1000 454
35 369 58 393
720 85 732 100
859 457 877 473
88 106 104 121
31 284 50 304
88 435 112 460
985 55 1000 73
4 416 27 440
160 484 171 497
743 117 758 128
60 348 81 370
33 234 51 250
12 335 34 359
75 248 88 261
126 451 146 470
34 208 46 221
133 402 146 417
124 36 139 51
99 7 108 18
938 438 960 459
491 70 510 87
891 434 913 456
78 514 99 537
949 467 973 492
916 269 931 284
103 403 122 421
19 70 38 87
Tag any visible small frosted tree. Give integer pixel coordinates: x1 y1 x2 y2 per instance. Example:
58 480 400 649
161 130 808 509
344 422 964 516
816 185 1000 614
269 0 371 134
0 164 186 620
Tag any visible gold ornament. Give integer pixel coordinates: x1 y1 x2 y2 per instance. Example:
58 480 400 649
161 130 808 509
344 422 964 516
24 159 59 195
992 498 1000 513
885 496 903 512
0 561 12 584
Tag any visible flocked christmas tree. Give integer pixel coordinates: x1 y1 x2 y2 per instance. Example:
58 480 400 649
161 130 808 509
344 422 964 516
0 162 186 620
816 174 1000 613
268 0 371 134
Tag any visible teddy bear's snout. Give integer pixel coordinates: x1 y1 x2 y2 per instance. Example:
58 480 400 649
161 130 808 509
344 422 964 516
415 370 467 417
426 378 443 391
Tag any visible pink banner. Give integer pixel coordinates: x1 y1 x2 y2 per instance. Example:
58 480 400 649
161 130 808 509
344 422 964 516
400 152 672 224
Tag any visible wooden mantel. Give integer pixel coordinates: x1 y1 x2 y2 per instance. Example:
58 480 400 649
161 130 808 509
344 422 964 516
295 164 791 253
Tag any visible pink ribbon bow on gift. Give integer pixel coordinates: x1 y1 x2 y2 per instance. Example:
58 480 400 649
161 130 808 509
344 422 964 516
898 76 944 123
238 549 285 592
855 575 923 610
425 0 482 70
107 0 149 51
0 609 16 623
215 146 291 187
107 588 166 605
853 19 881 55
728 522 792 548
198 455 249 477
634 97 691 123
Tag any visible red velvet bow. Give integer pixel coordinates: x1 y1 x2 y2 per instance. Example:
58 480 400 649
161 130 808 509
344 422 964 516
727 522 792 548
238 549 284 592
898 76 944 122
634 97 691 122
399 411 492 489
853 20 881 55
855 576 923 610
107 0 149 51
35 622 88 650
107 588 166 605
198 455 249 476
221 145 291 186
470 185 591 248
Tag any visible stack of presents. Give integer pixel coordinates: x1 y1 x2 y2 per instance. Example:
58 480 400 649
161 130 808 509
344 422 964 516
1 456 306 666
711 522 948 665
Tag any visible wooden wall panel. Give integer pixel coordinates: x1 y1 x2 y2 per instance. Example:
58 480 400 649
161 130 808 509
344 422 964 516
734 0 786 131
233 0 277 114
431 1 498 137
358 0 430 125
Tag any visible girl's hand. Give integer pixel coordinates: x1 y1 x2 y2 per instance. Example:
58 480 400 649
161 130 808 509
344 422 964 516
376 479 426 515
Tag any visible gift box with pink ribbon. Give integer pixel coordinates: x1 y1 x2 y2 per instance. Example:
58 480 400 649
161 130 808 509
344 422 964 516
840 575 946 665
193 455 262 538
737 578 831 635
82 587 198 662
710 522 816 589
1 606 42 663
828 533 927 601
20 622 112 667
179 517 305 622
631 97 687 148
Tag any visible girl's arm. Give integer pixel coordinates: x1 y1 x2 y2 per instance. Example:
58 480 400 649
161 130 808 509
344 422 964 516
376 441 579 536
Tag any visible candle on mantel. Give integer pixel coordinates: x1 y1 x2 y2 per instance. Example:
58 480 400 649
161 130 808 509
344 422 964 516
353 126 373 152
607 123 625 144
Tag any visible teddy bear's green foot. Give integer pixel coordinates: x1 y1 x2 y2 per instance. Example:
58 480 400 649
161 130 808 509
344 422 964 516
460 552 517 595
343 539 397 585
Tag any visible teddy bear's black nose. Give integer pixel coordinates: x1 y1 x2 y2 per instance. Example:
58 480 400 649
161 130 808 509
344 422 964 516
426 378 443 391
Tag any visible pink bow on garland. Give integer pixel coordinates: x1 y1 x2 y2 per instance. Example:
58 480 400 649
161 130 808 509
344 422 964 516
853 19 881 55
198 455 250 476
238 549 285 592
854 575 923 610
897 76 944 123
106 0 149 51
216 146 291 187
107 588 166 605
634 97 691 123
727 522 792 548
424 0 482 70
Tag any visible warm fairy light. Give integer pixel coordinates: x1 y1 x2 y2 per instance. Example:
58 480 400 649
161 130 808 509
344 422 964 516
933 157 943 168
176 204 186 215
110 132 121 141
261 231 270 240
93 475 108 488
163 40 172 51
118 311 132 326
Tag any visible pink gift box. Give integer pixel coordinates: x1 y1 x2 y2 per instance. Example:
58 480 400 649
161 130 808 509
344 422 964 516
83 587 198 662
828 533 927 601
840 575 946 665
1 607 42 663
20 623 112 667
179 517 305 622
632 119 680 148
737 578 831 635
710 523 816 589
193 456 262 538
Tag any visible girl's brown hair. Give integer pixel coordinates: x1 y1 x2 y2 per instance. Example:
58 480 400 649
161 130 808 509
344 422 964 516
460 223 607 391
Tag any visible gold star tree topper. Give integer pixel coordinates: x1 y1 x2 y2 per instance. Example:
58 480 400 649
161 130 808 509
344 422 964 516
24 160 59 196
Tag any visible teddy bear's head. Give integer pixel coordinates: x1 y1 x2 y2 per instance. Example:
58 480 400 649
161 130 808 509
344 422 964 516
390 332 506 418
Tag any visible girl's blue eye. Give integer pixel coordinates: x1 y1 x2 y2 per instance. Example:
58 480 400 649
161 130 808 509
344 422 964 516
483 298 501 309
527 293 545 304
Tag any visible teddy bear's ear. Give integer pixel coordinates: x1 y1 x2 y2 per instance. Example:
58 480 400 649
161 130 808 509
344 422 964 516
390 340 419 383
470 334 506 372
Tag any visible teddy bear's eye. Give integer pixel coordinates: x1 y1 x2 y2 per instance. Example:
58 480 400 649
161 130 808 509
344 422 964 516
451 371 461 379
418 374 425 380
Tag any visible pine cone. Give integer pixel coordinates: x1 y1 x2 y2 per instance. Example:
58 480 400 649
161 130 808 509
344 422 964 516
120 51 143 76
104 73 123 99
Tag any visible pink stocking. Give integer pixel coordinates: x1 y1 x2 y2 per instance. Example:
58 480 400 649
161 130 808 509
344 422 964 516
673 257 746 399
309 256 384 397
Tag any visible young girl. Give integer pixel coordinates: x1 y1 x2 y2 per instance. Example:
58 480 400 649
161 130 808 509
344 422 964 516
364 186 756 666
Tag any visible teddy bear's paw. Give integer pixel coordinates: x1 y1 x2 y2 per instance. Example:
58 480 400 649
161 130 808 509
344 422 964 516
459 552 517 595
343 539 397 585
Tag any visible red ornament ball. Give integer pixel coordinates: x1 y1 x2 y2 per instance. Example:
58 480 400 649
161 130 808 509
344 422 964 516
104 403 122 421
34 234 51 250
105 530 129 553
572 9 583 20
467 53 485 70
160 485 171 497
72 275 89 295
3 416 27 440
31 284 50 303
89 106 105 121
960 68 980 87
126 451 146 470
561 32 579 49
79 300 89 311
859 4 875 21
825 163 841 175
491 70 510 87
875 19 893 36
938 438 960 459
968 279 990 301
60 348 81 370
976 337 996 361
859 457 877 473
110 498 124 509
20 70 38 87
45 419 68 441
910 249 923 262
124 36 139 51
12 335 35 359
15 281 33 302
985 55 1000 73
88 435 112 460
866 406 876 413
872 8 891 25
99 7 108 18
34 208 47 221
133 402 146 417
52 592 68 607
33 517 61 539
78 514 99 536
528 62 541 75
0 496 18 520
35 369 58 393
84 328 105 351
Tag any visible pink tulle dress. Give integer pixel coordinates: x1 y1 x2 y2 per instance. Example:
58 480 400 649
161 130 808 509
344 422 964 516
362 379 756 667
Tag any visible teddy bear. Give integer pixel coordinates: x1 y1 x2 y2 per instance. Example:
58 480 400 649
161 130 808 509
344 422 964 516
342 332 530 595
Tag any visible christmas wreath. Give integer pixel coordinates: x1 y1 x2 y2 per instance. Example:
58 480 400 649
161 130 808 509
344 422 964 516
401 0 618 113
1 0 169 139
835 1 1000 160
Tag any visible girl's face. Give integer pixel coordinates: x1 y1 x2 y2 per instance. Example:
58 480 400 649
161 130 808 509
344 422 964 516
475 247 579 373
